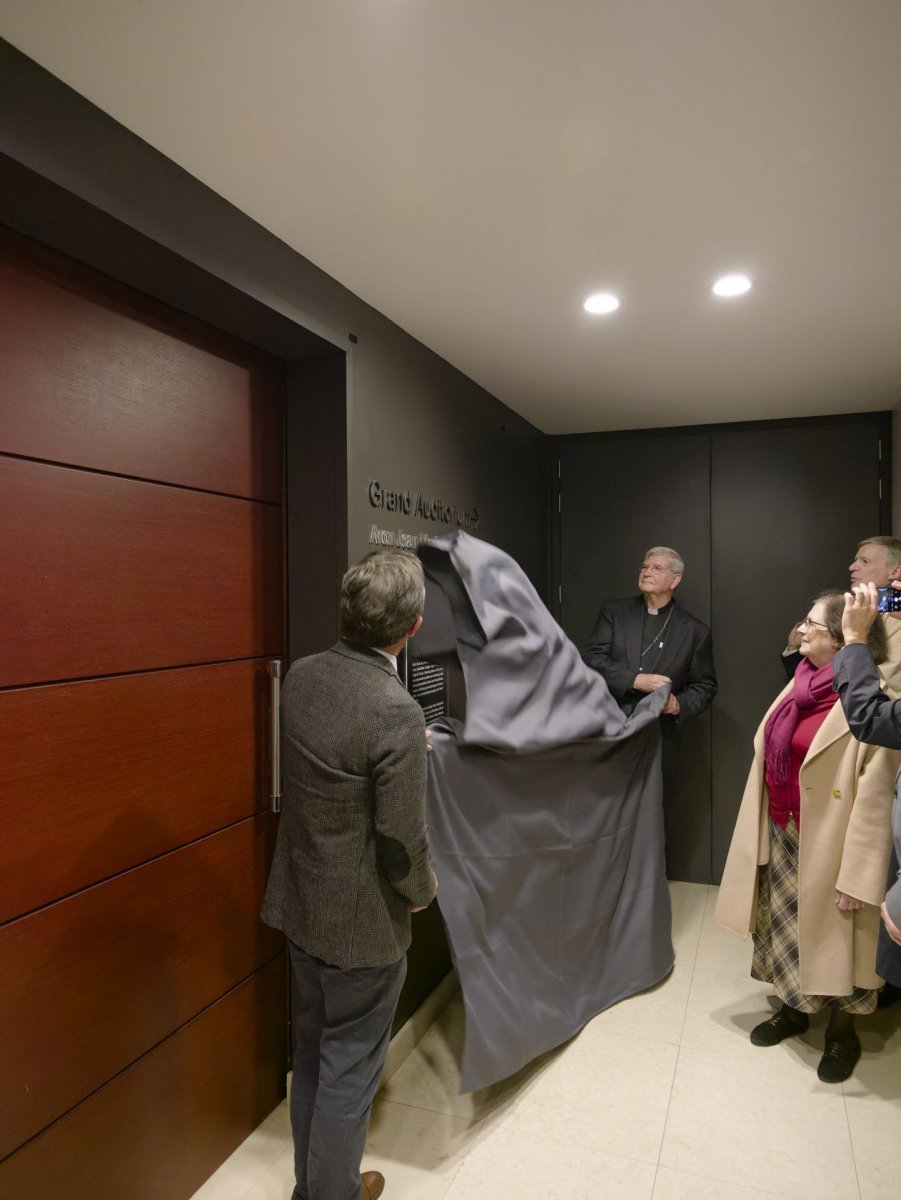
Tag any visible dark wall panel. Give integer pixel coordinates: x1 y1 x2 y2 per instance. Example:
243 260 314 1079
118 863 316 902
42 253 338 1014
0 228 284 502
0 815 281 1158
0 659 271 923
558 433 713 882
0 455 283 687
710 419 883 877
559 433 711 640
557 415 888 884
286 353 347 661
0 957 286 1200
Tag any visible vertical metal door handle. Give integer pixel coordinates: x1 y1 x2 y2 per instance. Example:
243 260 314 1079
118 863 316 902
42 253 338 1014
269 659 282 813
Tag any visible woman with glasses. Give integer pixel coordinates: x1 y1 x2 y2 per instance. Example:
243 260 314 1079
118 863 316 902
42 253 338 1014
715 590 899 1082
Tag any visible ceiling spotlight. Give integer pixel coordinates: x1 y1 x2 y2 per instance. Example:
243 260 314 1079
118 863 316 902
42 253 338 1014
712 273 752 297
584 292 620 314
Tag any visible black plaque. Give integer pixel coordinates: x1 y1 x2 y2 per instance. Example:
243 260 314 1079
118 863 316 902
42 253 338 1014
407 658 448 723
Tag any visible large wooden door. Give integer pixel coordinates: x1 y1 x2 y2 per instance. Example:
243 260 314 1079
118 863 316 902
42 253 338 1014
0 229 286 1198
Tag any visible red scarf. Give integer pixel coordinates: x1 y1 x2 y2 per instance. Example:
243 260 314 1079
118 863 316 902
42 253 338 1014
763 658 837 787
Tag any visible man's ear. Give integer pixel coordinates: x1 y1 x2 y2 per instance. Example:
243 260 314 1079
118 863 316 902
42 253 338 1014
671 574 683 591
408 615 424 639
889 566 901 582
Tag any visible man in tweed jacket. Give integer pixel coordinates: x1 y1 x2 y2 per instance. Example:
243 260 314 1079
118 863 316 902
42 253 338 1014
262 550 436 1200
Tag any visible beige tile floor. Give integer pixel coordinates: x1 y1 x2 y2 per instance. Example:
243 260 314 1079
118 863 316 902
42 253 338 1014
192 883 901 1200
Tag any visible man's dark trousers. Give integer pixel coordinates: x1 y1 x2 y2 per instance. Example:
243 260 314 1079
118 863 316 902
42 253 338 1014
289 942 407 1200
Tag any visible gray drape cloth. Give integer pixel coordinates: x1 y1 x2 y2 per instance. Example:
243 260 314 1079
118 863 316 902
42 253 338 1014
419 532 674 1092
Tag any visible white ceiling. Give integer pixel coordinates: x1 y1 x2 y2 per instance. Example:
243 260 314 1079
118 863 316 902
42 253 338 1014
3 0 901 434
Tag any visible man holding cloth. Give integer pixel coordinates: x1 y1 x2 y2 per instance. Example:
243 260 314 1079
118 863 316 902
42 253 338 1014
262 550 437 1200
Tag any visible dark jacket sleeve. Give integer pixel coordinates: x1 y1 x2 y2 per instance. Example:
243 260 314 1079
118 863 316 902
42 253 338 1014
371 696 435 908
582 602 636 702
673 626 717 723
834 643 901 749
834 644 901 925
782 650 802 680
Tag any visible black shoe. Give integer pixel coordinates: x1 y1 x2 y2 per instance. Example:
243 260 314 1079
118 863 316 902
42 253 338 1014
750 1008 809 1046
817 1036 861 1083
876 981 901 1009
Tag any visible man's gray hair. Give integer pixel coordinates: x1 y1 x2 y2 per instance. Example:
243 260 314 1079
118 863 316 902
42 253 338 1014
858 535 901 571
340 550 426 648
644 546 684 576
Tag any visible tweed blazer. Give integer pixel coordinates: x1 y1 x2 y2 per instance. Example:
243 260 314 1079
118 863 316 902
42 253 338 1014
261 641 434 969
714 677 900 995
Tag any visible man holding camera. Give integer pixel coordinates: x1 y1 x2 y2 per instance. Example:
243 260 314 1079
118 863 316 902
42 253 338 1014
834 581 901 1007
782 536 901 678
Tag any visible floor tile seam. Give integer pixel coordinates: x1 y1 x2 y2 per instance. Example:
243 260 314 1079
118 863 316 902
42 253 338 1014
666 950 699 1041
236 1145 294 1200
654 1038 687 1175
591 1026 684 1049
191 1148 281 1200
577 1023 688 1055
689 961 762 981
374 1094 484 1127
674 1036 849 1076
652 1158 806 1200
840 1085 865 1200
440 1159 469 1200
673 925 703 971
477 1122 666 1171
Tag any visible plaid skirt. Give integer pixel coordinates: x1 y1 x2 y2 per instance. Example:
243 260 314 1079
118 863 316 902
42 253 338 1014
751 817 877 1015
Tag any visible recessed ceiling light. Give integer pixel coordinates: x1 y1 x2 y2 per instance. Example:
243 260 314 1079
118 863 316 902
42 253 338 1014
584 292 620 314
712 273 752 297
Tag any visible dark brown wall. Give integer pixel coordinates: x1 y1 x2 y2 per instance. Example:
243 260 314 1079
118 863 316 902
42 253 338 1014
0 40 548 1070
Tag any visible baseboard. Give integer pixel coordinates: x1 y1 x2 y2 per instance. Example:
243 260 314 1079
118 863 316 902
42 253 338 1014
381 970 459 1084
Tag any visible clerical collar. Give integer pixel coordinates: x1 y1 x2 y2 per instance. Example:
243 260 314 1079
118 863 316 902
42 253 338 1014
645 598 674 617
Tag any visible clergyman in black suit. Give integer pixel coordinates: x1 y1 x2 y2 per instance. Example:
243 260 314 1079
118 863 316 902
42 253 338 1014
834 581 901 1005
261 550 437 1200
582 546 717 874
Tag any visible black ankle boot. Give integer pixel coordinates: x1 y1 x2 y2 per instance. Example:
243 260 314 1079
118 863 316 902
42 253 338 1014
818 1012 861 1083
817 1035 861 1083
750 1004 809 1046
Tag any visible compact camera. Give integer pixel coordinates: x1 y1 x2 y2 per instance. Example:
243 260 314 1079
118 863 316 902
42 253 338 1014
876 586 901 613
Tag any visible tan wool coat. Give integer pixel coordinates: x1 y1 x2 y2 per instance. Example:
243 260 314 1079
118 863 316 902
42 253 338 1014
714 680 900 996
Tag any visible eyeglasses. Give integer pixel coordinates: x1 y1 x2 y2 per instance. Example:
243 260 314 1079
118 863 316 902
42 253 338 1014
640 564 672 574
799 617 830 632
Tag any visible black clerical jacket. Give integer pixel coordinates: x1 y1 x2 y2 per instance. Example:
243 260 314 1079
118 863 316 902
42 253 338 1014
583 595 717 723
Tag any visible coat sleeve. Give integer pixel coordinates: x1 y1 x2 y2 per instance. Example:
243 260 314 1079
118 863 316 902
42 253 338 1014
371 697 435 908
781 650 801 680
887 795 901 927
835 742 898 906
582 602 636 701
834 643 901 749
674 627 718 723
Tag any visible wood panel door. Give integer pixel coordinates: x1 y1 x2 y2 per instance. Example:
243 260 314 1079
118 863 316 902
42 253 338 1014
0 228 287 1198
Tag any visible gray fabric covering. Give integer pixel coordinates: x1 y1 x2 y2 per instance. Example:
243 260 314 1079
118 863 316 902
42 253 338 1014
419 532 675 1092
